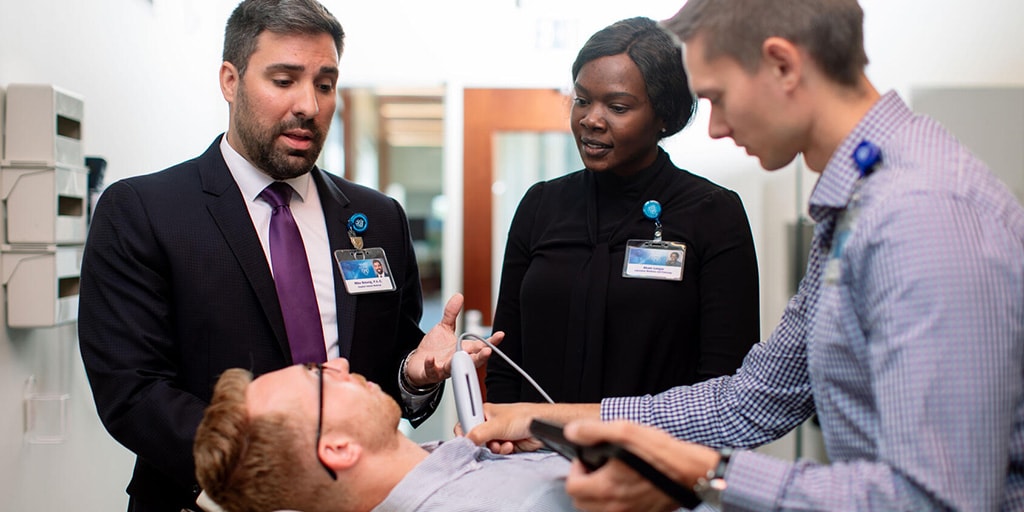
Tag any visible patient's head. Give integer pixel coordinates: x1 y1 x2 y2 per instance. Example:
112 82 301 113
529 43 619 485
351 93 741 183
194 359 404 512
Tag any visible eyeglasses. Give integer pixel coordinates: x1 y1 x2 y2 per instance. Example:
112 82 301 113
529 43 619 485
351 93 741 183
307 362 338 480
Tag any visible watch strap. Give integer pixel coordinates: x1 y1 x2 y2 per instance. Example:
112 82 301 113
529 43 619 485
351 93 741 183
711 447 732 478
694 448 732 507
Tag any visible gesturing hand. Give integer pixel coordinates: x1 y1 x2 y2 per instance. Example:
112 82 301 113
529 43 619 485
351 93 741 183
404 293 504 387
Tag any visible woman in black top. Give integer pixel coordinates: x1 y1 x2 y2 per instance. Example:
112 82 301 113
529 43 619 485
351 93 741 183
486 17 760 404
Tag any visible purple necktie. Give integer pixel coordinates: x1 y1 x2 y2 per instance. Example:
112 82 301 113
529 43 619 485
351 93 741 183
261 182 327 364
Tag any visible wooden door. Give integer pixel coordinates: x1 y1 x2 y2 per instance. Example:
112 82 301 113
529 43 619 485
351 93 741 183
462 88 572 326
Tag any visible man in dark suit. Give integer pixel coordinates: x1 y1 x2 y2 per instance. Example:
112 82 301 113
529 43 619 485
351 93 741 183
77 1 496 511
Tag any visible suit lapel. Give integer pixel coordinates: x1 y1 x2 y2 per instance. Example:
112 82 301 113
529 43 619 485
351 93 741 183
310 168 356 358
198 137 292 362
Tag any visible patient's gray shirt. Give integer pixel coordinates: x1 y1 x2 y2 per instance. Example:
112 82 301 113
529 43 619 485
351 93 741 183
372 437 578 511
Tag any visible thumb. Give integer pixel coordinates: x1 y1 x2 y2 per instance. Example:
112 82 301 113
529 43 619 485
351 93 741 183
439 293 464 329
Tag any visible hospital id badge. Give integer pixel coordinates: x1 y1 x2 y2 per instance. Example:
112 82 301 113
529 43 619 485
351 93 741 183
334 248 396 294
824 203 860 286
622 240 685 281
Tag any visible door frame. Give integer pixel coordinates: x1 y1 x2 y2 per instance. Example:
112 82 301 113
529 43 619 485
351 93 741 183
462 88 572 326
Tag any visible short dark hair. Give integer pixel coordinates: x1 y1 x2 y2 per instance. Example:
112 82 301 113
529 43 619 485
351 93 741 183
223 0 345 77
661 0 868 87
572 16 697 138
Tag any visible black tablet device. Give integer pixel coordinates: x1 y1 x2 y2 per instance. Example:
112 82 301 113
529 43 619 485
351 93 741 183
529 418 701 509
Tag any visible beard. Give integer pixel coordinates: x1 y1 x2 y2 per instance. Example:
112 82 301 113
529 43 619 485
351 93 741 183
338 372 403 451
233 83 327 180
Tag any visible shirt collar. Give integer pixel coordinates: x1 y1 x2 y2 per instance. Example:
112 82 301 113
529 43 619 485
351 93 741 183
219 134 316 203
808 90 914 221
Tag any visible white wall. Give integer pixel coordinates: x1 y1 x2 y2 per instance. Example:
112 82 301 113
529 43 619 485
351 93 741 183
0 1 233 509
0 0 1022 510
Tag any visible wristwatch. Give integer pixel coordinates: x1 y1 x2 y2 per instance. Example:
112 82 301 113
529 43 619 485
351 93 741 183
399 350 440 395
693 448 732 508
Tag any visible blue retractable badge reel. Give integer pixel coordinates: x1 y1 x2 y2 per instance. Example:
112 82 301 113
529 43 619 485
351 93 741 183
347 213 368 250
853 140 881 177
347 213 368 234
642 200 662 220
643 200 663 241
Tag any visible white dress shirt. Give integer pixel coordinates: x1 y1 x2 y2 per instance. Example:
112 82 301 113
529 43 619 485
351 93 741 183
220 136 340 359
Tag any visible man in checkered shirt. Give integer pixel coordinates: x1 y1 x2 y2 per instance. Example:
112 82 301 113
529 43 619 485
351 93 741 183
468 1 1024 510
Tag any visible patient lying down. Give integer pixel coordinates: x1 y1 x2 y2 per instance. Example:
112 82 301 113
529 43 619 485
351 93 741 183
194 359 577 512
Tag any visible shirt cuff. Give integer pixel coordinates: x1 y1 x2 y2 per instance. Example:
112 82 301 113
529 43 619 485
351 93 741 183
398 351 441 413
719 450 791 511
399 383 440 409
600 394 652 423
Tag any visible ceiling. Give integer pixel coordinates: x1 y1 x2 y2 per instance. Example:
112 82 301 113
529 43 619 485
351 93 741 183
374 86 445 148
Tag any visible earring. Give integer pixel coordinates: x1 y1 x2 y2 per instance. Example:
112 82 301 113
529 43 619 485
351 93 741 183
660 128 667 133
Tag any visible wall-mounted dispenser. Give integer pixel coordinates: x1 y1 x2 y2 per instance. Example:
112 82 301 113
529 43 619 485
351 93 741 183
2 247 82 328
2 166 88 246
2 84 84 168
1 84 86 328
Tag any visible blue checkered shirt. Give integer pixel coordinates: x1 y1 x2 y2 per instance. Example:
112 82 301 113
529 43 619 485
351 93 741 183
602 91 1024 511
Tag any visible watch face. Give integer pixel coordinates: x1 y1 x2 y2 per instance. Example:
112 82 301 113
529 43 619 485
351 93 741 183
695 476 726 507
696 448 731 506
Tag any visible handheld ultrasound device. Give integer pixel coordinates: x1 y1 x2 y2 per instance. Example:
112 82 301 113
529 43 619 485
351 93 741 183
451 343 485 432
451 333 553 434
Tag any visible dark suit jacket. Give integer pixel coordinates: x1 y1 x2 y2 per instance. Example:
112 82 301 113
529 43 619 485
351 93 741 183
78 136 440 510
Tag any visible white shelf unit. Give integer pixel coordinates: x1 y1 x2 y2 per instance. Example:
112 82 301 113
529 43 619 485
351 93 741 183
2 165 88 245
2 84 84 168
1 247 82 328
1 84 86 328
